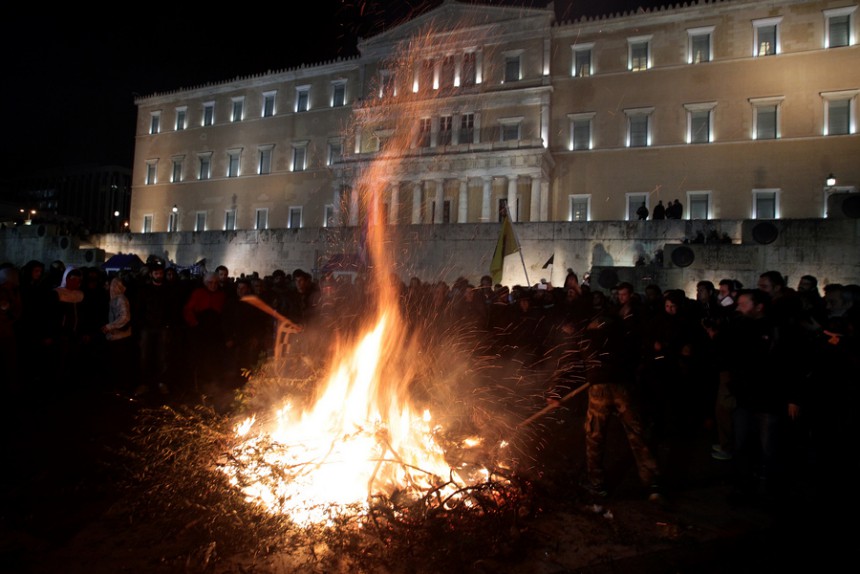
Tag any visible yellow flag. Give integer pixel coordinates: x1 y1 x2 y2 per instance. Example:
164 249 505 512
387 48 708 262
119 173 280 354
490 215 520 285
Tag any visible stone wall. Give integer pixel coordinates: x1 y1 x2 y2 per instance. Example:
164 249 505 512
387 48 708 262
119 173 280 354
2 218 858 296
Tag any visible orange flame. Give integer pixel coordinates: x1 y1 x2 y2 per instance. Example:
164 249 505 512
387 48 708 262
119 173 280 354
221 17 505 527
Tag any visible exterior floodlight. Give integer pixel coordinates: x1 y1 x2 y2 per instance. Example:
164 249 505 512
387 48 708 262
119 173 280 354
826 173 836 186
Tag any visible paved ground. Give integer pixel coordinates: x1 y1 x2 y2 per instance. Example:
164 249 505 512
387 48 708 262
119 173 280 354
0 382 844 574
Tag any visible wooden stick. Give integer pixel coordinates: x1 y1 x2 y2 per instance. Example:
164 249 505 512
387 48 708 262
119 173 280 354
517 383 591 429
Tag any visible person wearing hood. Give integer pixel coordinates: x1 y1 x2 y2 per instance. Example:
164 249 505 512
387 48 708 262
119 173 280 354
47 266 85 385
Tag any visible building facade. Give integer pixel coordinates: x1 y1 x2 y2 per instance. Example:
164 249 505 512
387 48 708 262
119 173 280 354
131 0 859 233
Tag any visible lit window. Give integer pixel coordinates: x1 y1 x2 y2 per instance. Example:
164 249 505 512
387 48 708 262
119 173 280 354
568 112 594 151
504 53 521 82
379 70 396 98
145 161 157 185
375 131 391 152
685 102 716 143
332 81 346 107
500 117 522 142
255 208 268 230
262 91 276 117
460 113 475 144
822 90 858 135
687 191 711 220
569 195 590 222
327 140 342 165
625 107 654 147
440 56 455 89
167 211 178 232
227 150 241 177
825 7 855 48
572 44 593 77
292 143 308 172
143 215 153 233
688 26 714 63
149 112 161 135
628 36 652 71
198 153 212 180
626 193 648 221
231 97 244 122
258 145 273 174
419 59 434 92
750 96 783 139
202 102 215 126
439 115 452 145
752 189 780 219
224 209 237 231
175 107 187 131
195 212 206 232
296 86 310 112
171 158 183 183
462 52 477 86
753 18 781 56
288 206 303 229
418 118 431 147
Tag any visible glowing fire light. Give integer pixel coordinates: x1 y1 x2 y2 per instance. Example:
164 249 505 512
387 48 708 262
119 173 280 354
220 17 511 528
222 310 502 527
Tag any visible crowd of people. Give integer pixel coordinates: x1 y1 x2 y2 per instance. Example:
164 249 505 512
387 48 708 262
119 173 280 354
0 256 856 504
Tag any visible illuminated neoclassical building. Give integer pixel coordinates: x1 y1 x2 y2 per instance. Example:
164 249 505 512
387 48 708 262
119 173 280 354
131 0 858 233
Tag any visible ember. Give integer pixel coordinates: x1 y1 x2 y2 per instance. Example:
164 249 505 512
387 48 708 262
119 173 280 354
217 19 524 532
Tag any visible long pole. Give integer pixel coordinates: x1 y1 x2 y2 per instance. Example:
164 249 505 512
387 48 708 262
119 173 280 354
509 215 530 286
517 383 590 429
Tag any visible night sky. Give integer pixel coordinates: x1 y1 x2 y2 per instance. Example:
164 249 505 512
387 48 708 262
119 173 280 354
2 1 665 181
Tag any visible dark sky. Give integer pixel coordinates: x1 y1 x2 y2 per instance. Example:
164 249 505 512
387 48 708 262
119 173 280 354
2 1 662 180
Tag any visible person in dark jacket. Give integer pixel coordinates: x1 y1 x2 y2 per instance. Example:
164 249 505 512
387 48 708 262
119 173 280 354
579 282 662 501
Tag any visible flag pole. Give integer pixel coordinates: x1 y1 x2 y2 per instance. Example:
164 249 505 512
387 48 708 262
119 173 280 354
510 215 530 286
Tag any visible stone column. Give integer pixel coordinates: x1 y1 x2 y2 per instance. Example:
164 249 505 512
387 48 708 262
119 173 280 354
431 116 439 148
530 176 542 222
412 181 423 224
451 113 460 145
507 176 518 222
541 179 550 221
434 179 445 224
332 182 342 226
458 178 468 223
389 182 399 225
541 103 550 148
349 185 360 227
481 176 492 222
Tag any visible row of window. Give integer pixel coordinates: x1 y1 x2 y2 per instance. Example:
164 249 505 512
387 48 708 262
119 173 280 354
143 205 314 233
145 140 346 185
146 6 857 136
568 91 857 150
571 6 856 77
145 86 856 185
569 186 851 223
142 184 845 234
149 82 347 134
